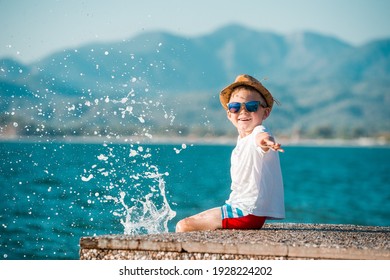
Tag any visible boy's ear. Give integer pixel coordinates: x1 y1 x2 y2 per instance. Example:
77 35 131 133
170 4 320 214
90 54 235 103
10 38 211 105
262 108 271 120
226 110 233 122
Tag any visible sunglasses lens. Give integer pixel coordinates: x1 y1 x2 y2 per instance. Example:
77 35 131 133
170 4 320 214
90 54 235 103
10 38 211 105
245 101 259 112
228 102 241 113
227 101 261 113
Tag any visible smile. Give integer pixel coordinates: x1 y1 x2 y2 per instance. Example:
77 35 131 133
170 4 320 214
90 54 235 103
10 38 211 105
238 117 251 122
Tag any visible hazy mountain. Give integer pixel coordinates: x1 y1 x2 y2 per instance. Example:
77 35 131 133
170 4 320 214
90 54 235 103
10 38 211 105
1 24 389 140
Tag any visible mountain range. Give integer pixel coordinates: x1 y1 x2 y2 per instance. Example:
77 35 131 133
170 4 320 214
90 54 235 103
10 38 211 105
1 24 389 140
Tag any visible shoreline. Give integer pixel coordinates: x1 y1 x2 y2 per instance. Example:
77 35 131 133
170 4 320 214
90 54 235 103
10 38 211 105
0 135 389 147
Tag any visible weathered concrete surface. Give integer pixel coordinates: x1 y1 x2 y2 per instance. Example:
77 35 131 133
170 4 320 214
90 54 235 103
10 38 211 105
80 223 390 260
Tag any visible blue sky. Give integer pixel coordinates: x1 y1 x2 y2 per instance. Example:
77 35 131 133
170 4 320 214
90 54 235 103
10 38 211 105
1 0 390 63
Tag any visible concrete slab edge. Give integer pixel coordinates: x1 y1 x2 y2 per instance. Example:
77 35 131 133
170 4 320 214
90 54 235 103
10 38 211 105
80 237 390 260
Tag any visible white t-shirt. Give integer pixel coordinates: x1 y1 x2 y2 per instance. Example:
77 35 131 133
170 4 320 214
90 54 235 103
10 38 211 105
226 125 285 220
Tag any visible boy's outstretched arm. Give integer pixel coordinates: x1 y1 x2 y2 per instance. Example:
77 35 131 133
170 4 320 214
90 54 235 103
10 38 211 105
256 132 284 152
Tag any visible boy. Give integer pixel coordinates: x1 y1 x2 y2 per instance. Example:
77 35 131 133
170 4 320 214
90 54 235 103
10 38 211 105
176 74 285 232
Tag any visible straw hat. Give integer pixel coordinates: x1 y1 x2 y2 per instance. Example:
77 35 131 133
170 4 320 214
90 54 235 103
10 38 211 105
219 74 275 111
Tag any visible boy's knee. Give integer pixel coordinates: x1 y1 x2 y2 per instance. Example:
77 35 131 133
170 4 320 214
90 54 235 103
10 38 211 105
175 219 189 232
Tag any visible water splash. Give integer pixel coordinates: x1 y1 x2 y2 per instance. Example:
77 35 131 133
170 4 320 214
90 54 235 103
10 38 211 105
2 41 181 236
106 177 176 235
78 57 180 234
84 145 177 235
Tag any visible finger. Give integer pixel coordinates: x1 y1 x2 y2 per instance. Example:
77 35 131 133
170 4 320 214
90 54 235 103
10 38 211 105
263 139 276 146
270 143 284 152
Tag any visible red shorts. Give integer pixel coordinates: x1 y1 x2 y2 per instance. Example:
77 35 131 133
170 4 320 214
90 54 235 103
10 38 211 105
222 214 266 229
221 204 266 229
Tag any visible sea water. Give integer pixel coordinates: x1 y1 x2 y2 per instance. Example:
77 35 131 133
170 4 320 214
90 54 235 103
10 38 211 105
0 142 389 259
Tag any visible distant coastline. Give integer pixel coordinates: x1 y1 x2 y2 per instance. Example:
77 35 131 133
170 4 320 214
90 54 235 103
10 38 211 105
0 135 389 148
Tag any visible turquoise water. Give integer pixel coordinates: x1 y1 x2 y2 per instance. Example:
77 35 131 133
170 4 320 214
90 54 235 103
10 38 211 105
0 141 389 259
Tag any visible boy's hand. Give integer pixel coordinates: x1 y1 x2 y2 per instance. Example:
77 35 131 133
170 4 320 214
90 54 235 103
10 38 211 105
256 132 284 152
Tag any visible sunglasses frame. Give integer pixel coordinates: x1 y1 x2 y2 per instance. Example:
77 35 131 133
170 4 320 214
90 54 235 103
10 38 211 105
227 100 266 113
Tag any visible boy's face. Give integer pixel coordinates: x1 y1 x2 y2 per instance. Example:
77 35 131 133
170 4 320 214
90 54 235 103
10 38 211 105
227 88 270 137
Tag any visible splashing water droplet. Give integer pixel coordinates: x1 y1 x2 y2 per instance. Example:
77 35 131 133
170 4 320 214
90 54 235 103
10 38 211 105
97 154 108 161
129 149 138 157
81 174 94 182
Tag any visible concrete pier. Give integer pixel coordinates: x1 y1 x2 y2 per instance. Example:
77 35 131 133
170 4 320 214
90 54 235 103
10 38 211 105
79 223 390 260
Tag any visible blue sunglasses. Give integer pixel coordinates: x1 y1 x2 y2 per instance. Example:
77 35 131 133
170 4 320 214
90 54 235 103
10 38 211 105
227 101 266 113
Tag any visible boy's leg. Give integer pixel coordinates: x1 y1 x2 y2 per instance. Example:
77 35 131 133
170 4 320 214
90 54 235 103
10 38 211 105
175 207 222 232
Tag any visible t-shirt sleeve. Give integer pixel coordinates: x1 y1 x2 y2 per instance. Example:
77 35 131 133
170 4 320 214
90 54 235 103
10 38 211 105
253 125 270 154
